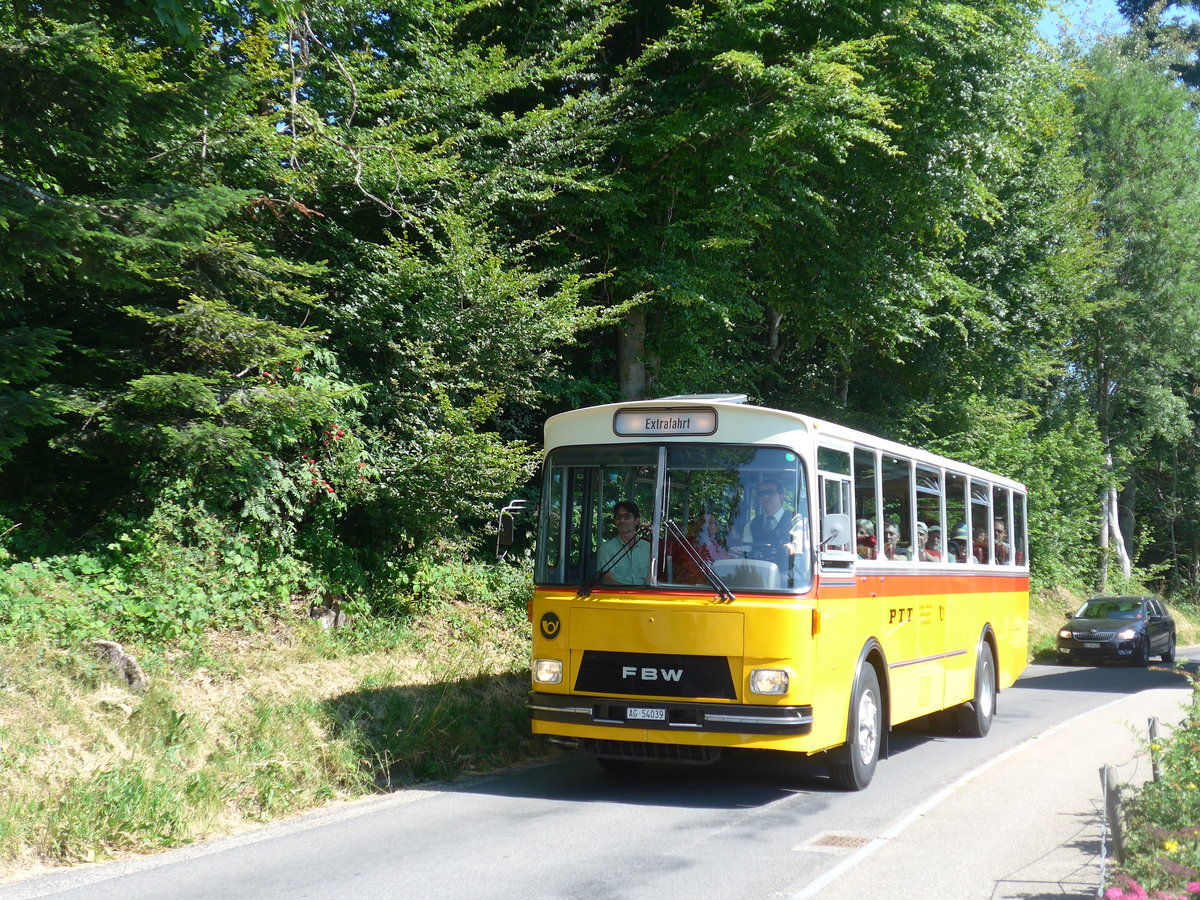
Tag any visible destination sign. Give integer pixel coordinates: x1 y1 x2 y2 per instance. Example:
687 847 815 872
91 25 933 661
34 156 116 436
612 407 718 437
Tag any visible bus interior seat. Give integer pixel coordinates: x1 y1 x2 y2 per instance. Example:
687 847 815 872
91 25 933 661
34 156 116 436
710 558 781 590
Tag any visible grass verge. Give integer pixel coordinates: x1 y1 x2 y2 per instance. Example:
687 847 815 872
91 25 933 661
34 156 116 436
0 602 545 880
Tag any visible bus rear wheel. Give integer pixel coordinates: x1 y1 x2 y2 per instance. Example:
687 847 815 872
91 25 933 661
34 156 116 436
956 645 996 738
828 665 882 791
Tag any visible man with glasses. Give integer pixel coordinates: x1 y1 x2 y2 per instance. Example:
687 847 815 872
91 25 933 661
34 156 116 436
738 480 806 568
599 500 651 585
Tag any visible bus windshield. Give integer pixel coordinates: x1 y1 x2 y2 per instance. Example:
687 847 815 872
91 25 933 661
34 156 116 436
536 444 811 592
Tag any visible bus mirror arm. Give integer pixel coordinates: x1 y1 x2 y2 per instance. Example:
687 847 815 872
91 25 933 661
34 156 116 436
495 499 530 560
819 513 852 550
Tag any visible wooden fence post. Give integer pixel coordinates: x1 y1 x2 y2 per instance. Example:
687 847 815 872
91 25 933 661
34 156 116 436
1102 764 1125 865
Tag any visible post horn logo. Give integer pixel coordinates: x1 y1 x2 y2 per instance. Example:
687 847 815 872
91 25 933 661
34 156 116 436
539 612 561 640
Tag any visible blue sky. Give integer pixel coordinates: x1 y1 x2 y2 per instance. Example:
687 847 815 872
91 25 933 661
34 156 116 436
1037 0 1127 41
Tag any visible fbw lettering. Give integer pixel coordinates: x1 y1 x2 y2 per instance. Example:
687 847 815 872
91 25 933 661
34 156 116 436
622 666 683 682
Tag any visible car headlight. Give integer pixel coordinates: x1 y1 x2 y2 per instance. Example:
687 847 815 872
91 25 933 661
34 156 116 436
1117 628 1137 641
1058 628 1073 639
533 658 563 684
750 668 790 695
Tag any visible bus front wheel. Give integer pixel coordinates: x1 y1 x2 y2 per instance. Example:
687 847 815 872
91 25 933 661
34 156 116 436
828 665 882 791
957 645 996 738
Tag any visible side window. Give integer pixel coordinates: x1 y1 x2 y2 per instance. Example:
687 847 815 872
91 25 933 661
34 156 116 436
1013 492 1028 566
854 448 879 560
818 447 854 560
881 455 913 561
992 486 1012 565
970 480 993 564
946 473 969 563
916 466 944 563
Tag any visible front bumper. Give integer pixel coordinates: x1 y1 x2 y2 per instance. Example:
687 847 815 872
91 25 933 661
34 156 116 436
528 692 813 735
1057 639 1138 662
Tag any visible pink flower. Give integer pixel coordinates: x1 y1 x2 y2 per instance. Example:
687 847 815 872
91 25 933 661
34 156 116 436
1106 877 1150 900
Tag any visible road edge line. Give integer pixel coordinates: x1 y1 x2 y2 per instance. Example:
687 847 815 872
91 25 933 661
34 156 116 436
788 693 1137 900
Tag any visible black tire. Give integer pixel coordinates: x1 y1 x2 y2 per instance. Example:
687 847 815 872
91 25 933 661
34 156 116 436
1162 633 1176 663
828 665 882 791
957 645 996 738
1134 636 1150 667
595 757 643 775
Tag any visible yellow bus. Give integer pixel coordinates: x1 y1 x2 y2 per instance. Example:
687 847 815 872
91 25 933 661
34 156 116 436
527 395 1028 789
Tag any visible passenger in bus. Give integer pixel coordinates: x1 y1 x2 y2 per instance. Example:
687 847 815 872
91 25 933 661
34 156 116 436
949 523 971 563
920 523 943 562
993 518 1011 564
972 524 990 563
598 500 651 585
856 519 877 559
670 511 731 584
883 522 903 560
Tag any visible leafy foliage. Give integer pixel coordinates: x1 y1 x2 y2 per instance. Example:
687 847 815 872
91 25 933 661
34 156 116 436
3 0 1200 625
1116 677 1200 895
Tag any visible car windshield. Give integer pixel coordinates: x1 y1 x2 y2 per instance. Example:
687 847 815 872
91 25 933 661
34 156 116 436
1076 599 1143 619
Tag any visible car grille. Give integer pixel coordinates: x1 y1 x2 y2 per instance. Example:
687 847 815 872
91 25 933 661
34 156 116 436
1071 631 1115 641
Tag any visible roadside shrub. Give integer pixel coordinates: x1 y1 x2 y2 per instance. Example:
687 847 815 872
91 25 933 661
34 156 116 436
0 497 311 648
1113 673 1200 896
401 553 532 620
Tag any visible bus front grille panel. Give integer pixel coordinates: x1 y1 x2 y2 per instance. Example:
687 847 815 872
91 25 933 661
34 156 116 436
574 650 737 699
580 738 722 765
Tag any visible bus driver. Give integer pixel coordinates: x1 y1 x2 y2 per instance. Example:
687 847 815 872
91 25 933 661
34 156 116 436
598 500 651 585
738 479 807 568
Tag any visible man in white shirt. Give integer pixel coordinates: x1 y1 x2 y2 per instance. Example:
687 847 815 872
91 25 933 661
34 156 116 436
740 480 807 569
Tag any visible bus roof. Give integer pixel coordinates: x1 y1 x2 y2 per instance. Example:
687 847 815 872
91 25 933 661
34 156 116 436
543 396 1027 492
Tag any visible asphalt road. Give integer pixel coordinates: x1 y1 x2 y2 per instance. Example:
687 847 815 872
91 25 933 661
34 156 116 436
4 653 1196 900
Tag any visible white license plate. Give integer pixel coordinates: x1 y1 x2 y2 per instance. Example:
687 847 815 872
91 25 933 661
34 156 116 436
1083 642 1101 649
627 707 666 721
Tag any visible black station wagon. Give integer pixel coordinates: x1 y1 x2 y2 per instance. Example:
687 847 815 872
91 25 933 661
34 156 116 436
1057 595 1176 666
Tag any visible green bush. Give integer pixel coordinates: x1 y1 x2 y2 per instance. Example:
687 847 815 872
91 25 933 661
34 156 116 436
0 497 312 648
401 553 532 620
1117 676 1200 894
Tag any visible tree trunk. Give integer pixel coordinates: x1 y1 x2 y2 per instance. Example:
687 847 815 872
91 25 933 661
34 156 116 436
617 307 647 401
1102 452 1132 581
1118 477 1137 565
766 306 782 366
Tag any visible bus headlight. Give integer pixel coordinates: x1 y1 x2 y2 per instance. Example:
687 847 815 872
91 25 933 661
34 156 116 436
750 668 789 695
533 658 563 684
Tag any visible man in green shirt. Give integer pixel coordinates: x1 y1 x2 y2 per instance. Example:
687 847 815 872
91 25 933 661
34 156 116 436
599 500 651 585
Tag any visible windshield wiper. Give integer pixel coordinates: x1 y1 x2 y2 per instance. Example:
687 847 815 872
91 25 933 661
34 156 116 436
578 524 650 597
665 520 736 603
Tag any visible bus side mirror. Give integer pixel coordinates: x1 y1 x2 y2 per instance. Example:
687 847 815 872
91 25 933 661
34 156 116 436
496 499 530 559
820 513 851 549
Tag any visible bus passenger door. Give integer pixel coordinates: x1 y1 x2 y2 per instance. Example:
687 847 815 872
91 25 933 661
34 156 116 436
810 451 860 751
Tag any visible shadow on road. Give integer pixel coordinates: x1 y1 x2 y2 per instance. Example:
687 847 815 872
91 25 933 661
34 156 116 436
1015 657 1198 695
324 653 1198 812
438 708 993 809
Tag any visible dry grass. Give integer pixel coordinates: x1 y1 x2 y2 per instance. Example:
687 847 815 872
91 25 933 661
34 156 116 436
0 608 537 881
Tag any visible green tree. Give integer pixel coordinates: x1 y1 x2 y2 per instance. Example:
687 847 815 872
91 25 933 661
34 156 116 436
0 0 626 603
1068 38 1200 587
